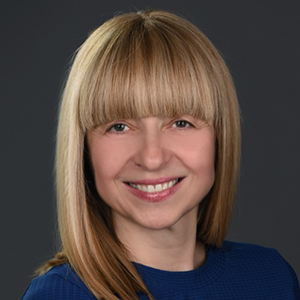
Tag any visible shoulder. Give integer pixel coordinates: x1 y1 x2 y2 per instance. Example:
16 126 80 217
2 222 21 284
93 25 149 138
222 240 294 268
220 241 300 298
22 264 95 300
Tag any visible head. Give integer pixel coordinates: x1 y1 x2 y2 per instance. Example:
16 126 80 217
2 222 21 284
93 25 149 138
55 9 240 299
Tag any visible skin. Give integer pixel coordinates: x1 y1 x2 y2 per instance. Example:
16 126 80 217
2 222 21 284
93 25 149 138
87 116 215 271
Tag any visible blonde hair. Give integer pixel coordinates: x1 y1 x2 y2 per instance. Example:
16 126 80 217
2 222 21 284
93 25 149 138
39 9 241 299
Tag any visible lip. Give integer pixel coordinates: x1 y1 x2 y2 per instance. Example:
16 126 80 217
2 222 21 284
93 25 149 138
125 177 180 185
124 177 184 202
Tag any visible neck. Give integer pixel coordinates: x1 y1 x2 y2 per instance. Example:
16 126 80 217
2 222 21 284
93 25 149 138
114 214 206 271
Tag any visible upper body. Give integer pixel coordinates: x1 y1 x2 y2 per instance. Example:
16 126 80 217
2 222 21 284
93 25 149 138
22 241 300 299
22 9 299 300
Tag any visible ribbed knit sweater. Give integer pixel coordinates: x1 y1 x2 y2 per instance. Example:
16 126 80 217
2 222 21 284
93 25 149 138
22 241 300 299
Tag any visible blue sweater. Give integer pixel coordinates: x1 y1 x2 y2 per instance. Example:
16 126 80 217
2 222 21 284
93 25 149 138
22 241 300 299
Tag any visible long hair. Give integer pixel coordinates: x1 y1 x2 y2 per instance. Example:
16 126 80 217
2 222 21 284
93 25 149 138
38 9 241 299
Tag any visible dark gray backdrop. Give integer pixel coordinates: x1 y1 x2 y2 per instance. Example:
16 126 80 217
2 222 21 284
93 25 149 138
1 1 299 299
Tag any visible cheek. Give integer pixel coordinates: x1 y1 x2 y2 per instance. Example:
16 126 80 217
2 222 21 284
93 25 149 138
193 149 215 185
90 140 134 188
180 135 215 170
90 150 120 206
91 145 120 184
178 133 216 189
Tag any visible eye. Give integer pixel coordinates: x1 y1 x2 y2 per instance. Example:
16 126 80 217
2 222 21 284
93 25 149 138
108 123 129 133
172 120 192 128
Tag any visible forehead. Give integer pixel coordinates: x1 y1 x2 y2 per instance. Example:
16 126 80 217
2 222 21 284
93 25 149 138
77 14 220 131
82 92 215 131
79 52 217 130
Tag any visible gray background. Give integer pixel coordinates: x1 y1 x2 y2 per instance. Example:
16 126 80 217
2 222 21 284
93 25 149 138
1 1 299 299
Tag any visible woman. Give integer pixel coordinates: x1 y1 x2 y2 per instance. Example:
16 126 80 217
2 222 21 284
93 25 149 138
22 9 299 300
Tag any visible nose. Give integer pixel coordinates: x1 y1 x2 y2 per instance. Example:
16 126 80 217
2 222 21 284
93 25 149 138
133 128 171 171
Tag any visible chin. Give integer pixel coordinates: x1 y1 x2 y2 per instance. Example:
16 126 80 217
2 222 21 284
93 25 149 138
136 214 185 231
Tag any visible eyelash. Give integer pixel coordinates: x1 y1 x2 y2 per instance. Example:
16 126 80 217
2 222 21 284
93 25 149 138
107 123 129 134
107 119 193 134
172 120 193 129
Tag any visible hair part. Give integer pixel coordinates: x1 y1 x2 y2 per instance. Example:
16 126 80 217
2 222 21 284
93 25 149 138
38 9 241 300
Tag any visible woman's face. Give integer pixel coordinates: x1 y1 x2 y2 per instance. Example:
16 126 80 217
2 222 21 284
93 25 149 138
87 116 215 232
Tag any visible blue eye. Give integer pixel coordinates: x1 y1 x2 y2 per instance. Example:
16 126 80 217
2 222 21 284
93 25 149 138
173 120 191 128
109 123 128 132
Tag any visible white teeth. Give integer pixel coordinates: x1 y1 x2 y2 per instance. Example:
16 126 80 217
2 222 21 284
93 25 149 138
155 184 163 192
148 185 155 192
128 179 179 193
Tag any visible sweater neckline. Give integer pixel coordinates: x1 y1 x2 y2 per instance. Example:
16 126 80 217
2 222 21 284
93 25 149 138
132 244 225 290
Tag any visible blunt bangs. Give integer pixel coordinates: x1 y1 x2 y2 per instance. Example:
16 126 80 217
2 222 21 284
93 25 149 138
76 12 224 132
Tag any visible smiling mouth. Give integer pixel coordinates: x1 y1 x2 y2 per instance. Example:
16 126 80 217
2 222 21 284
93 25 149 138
126 178 183 193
